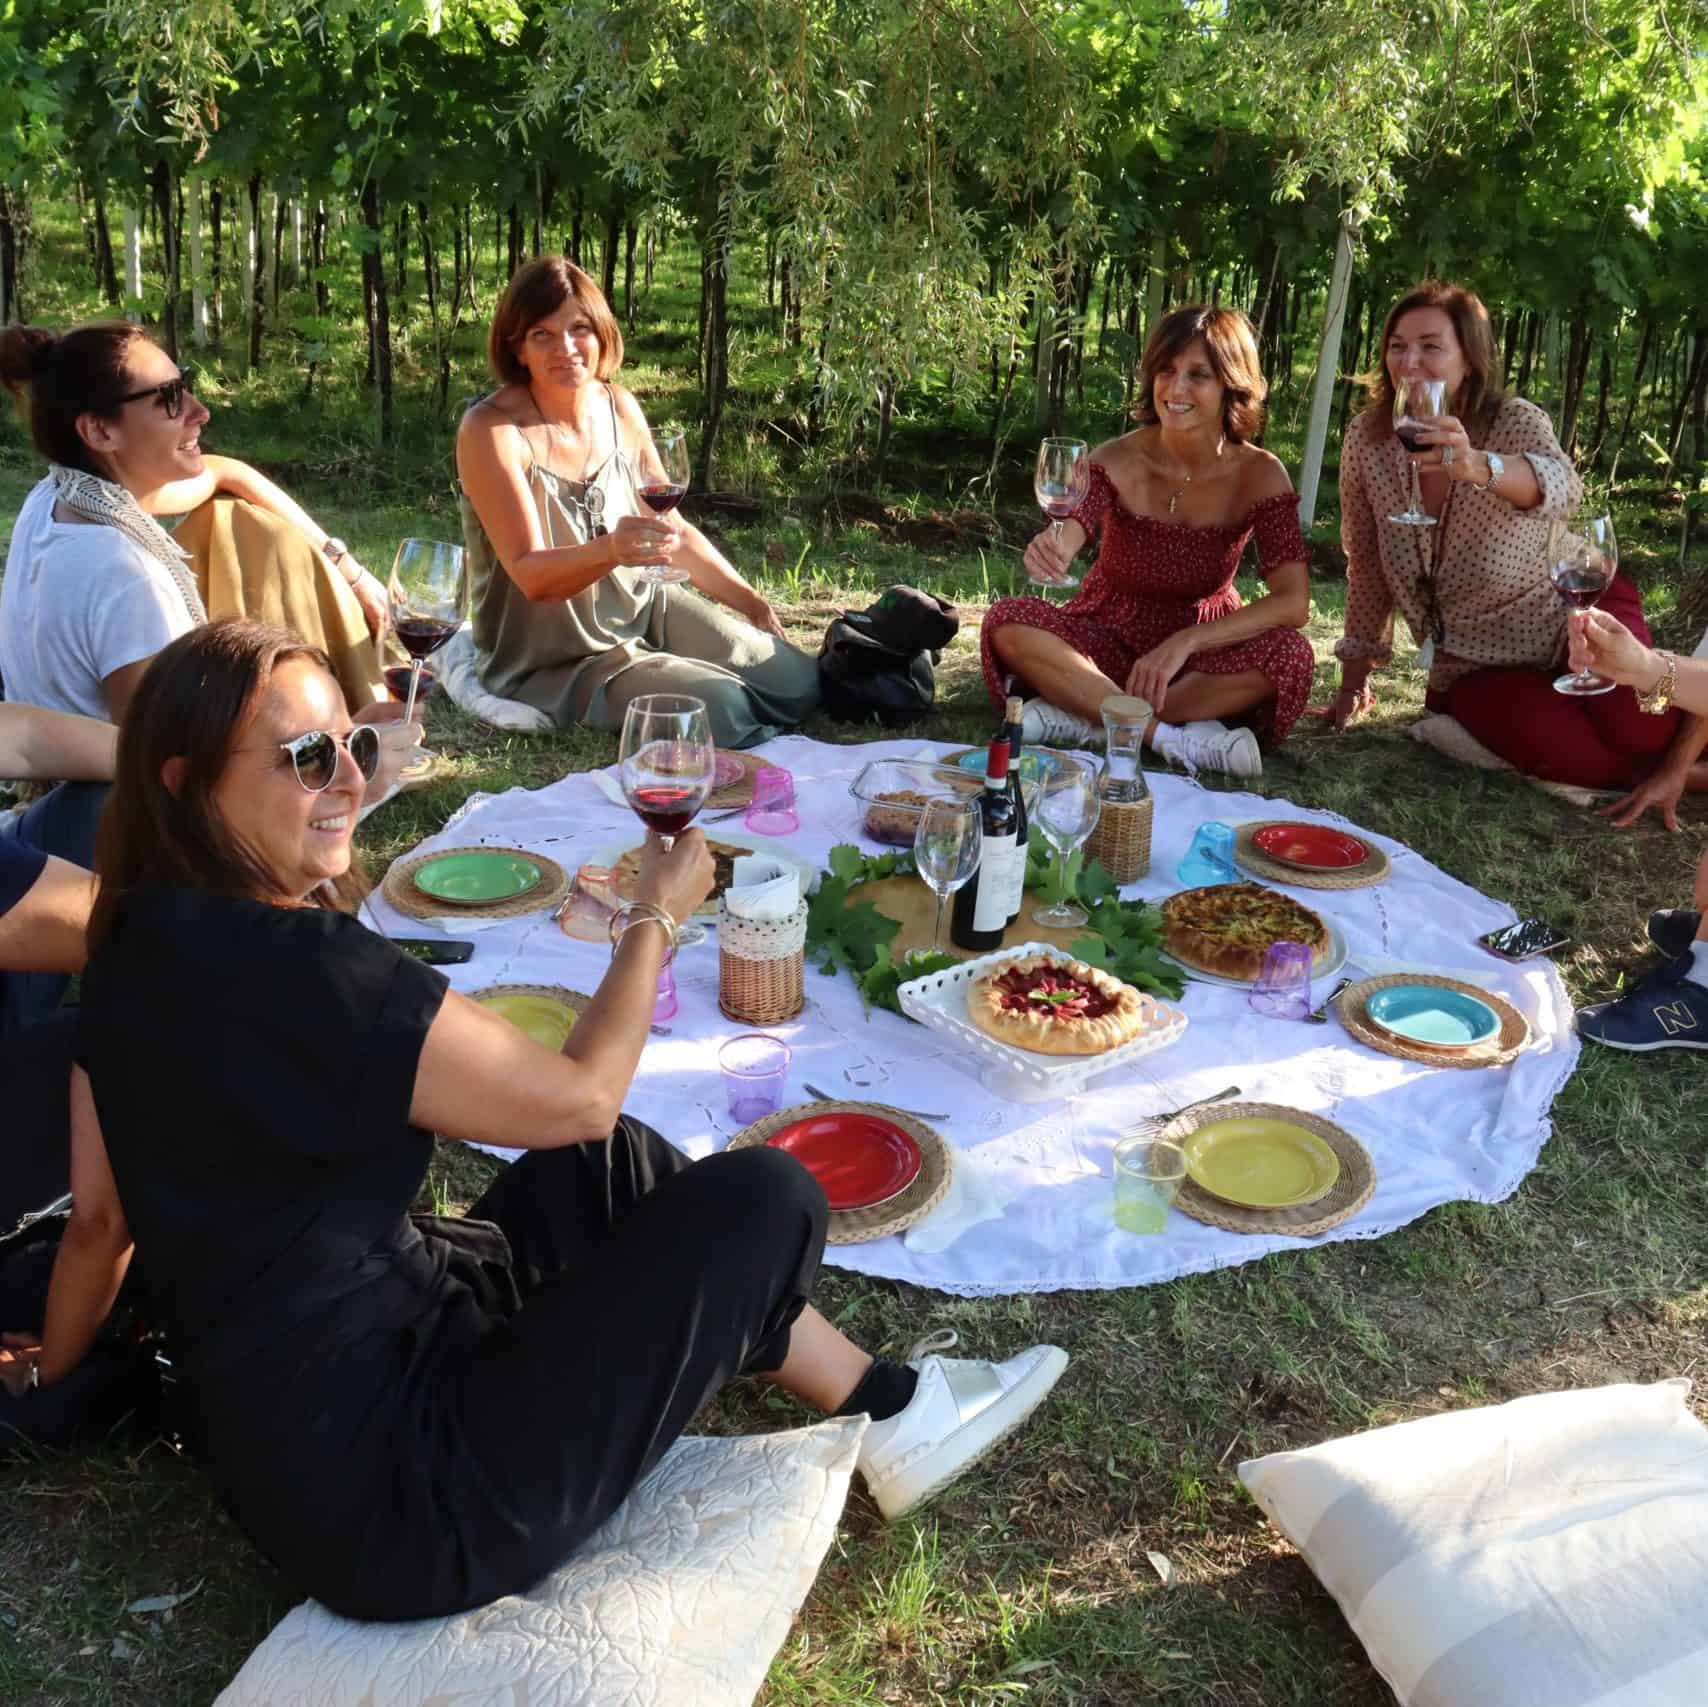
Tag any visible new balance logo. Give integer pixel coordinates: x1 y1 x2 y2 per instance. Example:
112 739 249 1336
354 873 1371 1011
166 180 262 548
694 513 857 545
1652 1001 1700 1037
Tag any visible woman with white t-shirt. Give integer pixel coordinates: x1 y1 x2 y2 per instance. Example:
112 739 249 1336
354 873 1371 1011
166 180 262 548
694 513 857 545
0 322 402 744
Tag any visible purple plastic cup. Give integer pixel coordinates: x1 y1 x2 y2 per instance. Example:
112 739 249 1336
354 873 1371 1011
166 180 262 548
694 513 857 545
743 766 799 836
720 1032 791 1124
1248 940 1313 1020
653 959 680 1024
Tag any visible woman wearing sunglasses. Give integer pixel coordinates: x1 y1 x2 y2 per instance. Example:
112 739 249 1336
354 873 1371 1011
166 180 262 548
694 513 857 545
16 617 1066 1617
0 321 394 732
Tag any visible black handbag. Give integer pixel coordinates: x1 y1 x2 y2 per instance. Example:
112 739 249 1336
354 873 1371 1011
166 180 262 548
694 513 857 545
0 1202 164 1454
817 586 960 728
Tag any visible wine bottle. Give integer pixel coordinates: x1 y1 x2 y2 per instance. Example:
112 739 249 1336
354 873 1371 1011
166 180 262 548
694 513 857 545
1002 694 1029 925
950 736 1018 953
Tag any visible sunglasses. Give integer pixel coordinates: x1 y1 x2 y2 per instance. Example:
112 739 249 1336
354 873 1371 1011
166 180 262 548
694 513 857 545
277 726 381 792
116 366 198 419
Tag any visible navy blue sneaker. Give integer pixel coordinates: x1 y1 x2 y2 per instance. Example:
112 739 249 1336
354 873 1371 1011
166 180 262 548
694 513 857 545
1647 908 1702 959
1577 956 1708 1052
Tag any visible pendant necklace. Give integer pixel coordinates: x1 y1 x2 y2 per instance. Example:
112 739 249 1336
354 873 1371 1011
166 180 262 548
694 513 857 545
1166 470 1192 516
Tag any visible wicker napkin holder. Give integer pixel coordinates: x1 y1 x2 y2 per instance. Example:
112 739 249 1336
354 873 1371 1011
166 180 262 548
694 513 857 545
1087 794 1153 884
717 898 809 1024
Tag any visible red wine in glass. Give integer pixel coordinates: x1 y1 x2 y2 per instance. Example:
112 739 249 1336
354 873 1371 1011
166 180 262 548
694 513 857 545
627 783 704 836
1393 420 1433 454
385 663 437 703
1388 377 1447 526
1550 514 1619 696
633 426 693 585
1550 562 1610 609
393 616 459 659
638 483 687 515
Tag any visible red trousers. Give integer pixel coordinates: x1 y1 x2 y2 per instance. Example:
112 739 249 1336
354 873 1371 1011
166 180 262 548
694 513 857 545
1425 574 1681 789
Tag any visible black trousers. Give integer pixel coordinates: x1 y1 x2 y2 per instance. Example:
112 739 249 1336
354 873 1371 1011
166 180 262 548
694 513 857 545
336 1117 829 1621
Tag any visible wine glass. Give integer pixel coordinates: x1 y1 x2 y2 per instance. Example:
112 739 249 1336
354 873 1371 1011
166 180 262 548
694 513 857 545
617 693 716 947
1032 437 1090 590
632 425 692 587
913 798 982 951
388 539 468 734
1031 755 1101 929
1551 515 1618 697
1387 376 1448 527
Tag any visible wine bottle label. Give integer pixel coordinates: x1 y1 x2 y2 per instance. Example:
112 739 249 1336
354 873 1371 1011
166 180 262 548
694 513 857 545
1000 824 1028 917
972 833 1018 933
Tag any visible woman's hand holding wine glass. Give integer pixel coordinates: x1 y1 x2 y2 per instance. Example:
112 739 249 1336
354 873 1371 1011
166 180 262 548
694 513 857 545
1029 437 1089 589
388 539 469 728
1387 376 1448 527
618 694 716 946
1551 515 1618 697
632 425 692 586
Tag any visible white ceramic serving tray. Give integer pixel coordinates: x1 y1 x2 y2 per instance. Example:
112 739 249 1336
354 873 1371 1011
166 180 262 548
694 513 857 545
898 941 1188 1103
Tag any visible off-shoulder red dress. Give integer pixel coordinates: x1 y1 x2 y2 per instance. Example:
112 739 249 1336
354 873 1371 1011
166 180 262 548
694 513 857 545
981 463 1315 743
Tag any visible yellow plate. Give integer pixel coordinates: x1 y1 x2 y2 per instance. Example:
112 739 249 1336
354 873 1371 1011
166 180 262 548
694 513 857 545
477 991 581 1050
1182 1117 1341 1209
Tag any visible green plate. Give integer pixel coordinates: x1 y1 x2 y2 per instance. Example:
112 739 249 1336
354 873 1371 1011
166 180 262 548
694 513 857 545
1183 1117 1341 1210
412 850 543 906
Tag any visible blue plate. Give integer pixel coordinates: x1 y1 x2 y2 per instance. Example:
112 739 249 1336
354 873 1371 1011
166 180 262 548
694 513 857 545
1364 984 1501 1050
954 748 1064 786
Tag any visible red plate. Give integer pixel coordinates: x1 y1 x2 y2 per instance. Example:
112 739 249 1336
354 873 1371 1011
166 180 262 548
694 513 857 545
1252 822 1369 870
766 1112 923 1212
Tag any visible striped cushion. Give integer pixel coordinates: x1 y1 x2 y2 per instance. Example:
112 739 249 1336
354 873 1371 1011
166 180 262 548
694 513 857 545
1239 1381 1708 1706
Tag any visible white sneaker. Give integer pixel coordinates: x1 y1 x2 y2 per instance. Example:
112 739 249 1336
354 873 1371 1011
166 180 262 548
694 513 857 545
1150 718 1262 779
856 1333 1069 1520
1019 699 1100 748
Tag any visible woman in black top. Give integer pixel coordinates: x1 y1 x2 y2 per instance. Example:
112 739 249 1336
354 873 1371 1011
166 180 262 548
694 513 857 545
28 620 1067 1620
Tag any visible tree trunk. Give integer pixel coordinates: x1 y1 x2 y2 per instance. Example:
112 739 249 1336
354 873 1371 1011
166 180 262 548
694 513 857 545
1296 211 1356 530
1607 318 1655 485
361 176 393 443
188 178 208 346
697 222 729 488
151 163 181 356
807 279 834 443
92 184 119 304
208 186 222 342
313 201 329 315
601 194 621 303
874 373 898 489
1668 332 1708 464
1586 338 1615 466
1501 310 1520 387
506 203 522 281
623 221 637 319
123 200 144 312
272 193 287 312
0 187 18 324
1559 311 1591 454
1515 309 1542 397
570 192 583 269
393 206 407 302
247 173 265 369
644 226 655 294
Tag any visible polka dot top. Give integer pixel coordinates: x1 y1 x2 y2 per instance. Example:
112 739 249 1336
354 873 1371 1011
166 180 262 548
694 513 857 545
1069 463 1308 621
1336 395 1584 689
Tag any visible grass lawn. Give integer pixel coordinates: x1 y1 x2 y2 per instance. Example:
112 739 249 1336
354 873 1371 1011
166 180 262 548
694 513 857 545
3 544 1706 1705
3 220 1707 1704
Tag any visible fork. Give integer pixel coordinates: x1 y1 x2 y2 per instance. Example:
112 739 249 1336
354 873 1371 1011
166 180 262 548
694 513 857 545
803 1080 950 1120
1305 977 1354 1025
1125 1083 1241 1139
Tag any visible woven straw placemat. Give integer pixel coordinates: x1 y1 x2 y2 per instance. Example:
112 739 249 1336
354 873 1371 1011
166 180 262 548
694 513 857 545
383 846 570 923
706 749 766 809
1335 974 1529 1069
1162 1101 1376 1237
1233 820 1392 891
728 1100 953 1245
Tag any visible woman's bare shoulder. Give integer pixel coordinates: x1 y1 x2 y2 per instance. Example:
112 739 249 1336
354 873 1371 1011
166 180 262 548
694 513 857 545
1233 443 1296 503
1092 429 1145 470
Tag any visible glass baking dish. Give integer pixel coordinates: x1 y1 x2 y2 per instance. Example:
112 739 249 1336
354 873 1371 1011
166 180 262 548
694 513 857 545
847 758 983 847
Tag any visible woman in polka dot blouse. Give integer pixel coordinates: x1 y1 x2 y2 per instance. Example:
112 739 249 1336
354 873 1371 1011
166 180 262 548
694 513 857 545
983 305 1312 779
1319 279 1691 796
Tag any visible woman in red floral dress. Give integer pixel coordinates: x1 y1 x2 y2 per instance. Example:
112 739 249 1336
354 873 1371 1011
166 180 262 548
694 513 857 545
983 305 1313 777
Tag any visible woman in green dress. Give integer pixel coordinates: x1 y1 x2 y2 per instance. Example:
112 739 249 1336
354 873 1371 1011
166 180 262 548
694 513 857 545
456 260 820 748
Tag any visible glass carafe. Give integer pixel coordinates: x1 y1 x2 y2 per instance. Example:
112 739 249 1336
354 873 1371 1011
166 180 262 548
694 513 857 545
1098 694 1150 803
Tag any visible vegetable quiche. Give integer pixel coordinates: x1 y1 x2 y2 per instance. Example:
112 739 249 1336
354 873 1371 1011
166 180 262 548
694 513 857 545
1159 882 1331 981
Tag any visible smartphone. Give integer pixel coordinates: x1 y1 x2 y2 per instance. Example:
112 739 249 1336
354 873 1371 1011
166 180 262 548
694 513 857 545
1478 919 1570 961
393 937 475 966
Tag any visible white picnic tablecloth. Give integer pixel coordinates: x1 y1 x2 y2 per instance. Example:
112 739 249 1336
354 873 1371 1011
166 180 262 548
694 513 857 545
366 735 1580 1297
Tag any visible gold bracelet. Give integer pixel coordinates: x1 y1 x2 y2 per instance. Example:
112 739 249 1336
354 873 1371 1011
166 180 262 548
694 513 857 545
608 900 679 961
1636 651 1678 716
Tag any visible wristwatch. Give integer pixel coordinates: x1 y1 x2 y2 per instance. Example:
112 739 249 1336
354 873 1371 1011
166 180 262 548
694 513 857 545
1637 651 1678 716
322 536 350 565
1472 451 1505 493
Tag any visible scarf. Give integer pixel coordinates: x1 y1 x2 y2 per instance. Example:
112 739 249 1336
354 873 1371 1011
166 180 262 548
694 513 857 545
50 464 208 624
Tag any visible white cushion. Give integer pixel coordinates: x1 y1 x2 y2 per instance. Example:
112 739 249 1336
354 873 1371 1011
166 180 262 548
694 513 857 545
1239 1380 1708 1707
217 1416 866 1707
439 622 554 733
